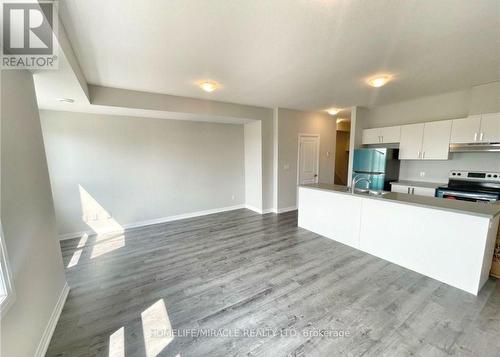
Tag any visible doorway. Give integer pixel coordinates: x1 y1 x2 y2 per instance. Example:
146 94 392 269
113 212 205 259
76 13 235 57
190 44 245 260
297 134 320 185
334 119 351 185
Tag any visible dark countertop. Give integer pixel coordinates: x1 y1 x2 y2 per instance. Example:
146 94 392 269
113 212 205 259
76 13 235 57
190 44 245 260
300 183 500 218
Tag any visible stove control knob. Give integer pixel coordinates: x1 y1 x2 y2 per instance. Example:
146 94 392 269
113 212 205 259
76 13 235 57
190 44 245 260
452 173 456 176
487 174 492 178
457 173 462 176
494 175 498 178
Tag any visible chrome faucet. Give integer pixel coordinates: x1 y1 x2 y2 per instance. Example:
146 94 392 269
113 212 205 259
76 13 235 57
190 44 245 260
351 176 372 194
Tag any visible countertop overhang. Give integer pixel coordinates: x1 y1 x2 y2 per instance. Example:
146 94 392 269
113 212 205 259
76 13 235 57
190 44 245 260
300 183 500 218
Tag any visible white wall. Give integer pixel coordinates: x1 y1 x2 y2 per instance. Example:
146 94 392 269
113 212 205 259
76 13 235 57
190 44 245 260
364 81 500 182
40 110 245 236
1 71 66 357
244 121 263 212
276 108 336 210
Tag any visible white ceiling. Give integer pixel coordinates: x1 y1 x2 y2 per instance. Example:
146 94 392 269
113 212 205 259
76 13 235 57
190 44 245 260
60 0 499 111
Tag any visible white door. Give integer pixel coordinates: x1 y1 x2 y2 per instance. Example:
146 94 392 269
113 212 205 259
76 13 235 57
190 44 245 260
399 123 424 160
379 126 401 143
298 135 320 184
362 128 380 144
450 116 481 143
479 112 500 142
421 120 452 160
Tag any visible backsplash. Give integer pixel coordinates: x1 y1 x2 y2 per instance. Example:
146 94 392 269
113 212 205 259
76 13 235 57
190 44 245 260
399 153 500 183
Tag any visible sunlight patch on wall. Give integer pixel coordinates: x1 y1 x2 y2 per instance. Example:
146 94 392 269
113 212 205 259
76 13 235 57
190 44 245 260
79 185 124 235
141 299 173 357
79 185 126 259
109 326 125 357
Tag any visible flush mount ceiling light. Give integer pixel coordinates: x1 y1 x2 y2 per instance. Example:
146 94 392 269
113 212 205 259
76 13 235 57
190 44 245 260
367 75 392 88
326 108 341 116
58 98 75 103
198 80 219 93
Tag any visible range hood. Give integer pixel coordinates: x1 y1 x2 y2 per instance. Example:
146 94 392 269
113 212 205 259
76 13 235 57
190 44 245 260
449 142 500 152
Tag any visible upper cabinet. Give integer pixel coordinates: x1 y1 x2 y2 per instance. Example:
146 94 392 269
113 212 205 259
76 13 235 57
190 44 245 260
450 116 481 143
361 125 401 144
399 120 452 160
450 113 500 144
480 113 500 143
399 123 424 160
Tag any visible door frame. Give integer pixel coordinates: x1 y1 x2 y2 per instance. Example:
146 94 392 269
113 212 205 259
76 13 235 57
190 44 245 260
296 133 321 186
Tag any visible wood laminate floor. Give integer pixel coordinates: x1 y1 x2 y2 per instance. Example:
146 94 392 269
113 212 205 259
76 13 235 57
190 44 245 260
47 209 500 357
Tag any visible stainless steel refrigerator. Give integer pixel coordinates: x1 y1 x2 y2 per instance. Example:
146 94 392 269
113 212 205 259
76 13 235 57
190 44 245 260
352 148 400 191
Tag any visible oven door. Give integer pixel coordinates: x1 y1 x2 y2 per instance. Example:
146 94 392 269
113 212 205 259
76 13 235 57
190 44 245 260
435 189 499 203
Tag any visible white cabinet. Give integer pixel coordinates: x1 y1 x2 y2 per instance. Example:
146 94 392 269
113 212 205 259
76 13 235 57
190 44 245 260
399 121 452 160
390 183 436 197
391 183 411 194
362 128 381 145
450 113 500 144
450 116 481 143
412 186 437 197
480 112 500 143
361 126 401 144
399 123 424 159
421 120 452 159
379 126 401 143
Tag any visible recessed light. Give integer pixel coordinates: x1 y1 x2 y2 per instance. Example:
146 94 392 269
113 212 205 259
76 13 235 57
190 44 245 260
367 75 392 88
58 98 74 103
198 80 219 93
327 108 341 116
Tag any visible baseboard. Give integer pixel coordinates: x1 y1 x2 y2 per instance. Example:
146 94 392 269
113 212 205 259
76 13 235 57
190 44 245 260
245 204 264 214
35 282 70 357
276 206 297 213
59 204 246 240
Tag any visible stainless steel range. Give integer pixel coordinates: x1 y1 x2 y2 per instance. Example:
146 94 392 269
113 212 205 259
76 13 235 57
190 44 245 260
436 171 500 203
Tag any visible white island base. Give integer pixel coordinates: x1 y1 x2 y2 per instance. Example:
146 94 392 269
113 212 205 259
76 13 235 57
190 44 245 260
298 186 500 295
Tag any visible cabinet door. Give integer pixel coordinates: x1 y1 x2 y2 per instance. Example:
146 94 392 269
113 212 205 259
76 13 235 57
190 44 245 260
421 120 452 160
362 128 381 144
450 116 481 143
380 126 401 143
399 123 424 160
391 184 411 194
412 187 437 197
479 112 500 143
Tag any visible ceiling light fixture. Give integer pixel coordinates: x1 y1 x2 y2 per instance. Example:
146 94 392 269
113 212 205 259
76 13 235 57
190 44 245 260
58 98 75 103
198 80 219 93
367 75 392 88
327 108 341 116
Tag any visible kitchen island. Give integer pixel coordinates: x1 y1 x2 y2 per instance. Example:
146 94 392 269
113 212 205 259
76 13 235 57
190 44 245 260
298 183 500 295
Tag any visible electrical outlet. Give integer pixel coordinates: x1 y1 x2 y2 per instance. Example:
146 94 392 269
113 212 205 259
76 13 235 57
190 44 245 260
419 171 426 177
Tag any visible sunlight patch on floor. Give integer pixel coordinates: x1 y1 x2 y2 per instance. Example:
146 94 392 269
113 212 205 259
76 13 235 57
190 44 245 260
67 249 82 268
141 299 173 357
109 326 125 357
91 233 125 259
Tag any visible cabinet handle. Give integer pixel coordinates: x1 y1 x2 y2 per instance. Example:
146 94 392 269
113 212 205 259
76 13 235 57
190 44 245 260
418 151 421 158
480 132 484 141
422 151 425 158
412 188 415 194
407 187 410 194
381 135 384 143
474 132 478 141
